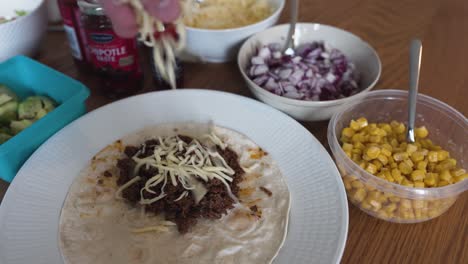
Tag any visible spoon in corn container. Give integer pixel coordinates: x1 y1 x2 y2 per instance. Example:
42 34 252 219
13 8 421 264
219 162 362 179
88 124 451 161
407 39 423 143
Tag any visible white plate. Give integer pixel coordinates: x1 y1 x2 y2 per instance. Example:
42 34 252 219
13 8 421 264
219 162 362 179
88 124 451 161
0 90 348 264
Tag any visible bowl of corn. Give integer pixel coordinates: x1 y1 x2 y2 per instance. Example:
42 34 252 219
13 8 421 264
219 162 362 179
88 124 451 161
328 89 467 223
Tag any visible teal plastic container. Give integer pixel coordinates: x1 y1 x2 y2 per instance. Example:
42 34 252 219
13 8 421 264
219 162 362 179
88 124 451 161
0 56 90 182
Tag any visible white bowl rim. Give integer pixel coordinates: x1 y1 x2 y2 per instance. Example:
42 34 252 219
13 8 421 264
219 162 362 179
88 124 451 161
328 89 468 198
185 0 285 32
0 0 45 27
238 22 382 107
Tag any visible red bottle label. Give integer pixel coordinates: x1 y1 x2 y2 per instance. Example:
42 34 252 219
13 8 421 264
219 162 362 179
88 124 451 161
85 29 141 72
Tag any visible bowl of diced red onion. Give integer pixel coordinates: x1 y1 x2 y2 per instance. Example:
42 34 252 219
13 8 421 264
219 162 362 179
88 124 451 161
238 23 381 121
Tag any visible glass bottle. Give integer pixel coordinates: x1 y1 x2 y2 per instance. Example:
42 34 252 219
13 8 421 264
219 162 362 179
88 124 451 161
57 0 89 71
78 0 143 97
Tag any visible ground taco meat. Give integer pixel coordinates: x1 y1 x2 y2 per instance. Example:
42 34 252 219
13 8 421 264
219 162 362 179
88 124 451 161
116 136 244 233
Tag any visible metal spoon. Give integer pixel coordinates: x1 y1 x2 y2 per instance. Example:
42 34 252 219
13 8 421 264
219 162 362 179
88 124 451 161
407 39 423 143
283 0 299 56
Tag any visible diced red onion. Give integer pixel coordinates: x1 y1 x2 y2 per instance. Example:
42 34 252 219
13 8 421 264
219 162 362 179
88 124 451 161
325 72 337 83
284 91 303 99
258 47 271 60
292 56 302 64
246 41 360 101
251 56 265 65
284 84 297 93
289 70 304 85
250 64 269 76
253 75 269 86
265 77 279 91
279 68 293 79
272 51 282 59
268 72 280 81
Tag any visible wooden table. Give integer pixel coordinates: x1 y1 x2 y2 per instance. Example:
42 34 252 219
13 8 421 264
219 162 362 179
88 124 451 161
1 0 467 263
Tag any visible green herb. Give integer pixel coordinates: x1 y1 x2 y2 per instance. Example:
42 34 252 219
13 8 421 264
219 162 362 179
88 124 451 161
14 10 27 17
0 10 27 24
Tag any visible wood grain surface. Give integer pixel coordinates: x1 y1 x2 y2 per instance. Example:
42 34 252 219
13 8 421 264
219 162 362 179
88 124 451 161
1 0 467 263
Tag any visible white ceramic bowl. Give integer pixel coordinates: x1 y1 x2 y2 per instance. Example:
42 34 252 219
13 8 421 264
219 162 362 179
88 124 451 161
182 0 285 63
238 23 382 121
0 0 48 62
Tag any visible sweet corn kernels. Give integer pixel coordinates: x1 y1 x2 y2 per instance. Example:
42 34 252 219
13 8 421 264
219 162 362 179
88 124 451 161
342 143 353 152
452 169 466 177
399 162 413 175
437 150 449 161
438 180 450 187
353 188 367 202
440 170 452 183
342 127 355 138
393 152 408 162
351 180 364 189
454 174 468 183
416 160 428 171
339 118 466 222
424 173 437 186
372 160 383 171
365 146 381 159
438 159 457 171
401 179 414 187
411 151 425 162
366 163 378 174
369 135 382 143
361 201 372 210
406 144 418 154
428 151 438 162
377 154 389 165
384 203 397 214
415 126 429 138
414 181 425 188
410 170 426 181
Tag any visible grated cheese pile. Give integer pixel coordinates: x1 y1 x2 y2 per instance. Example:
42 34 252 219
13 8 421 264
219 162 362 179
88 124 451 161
182 0 274 29
115 133 237 206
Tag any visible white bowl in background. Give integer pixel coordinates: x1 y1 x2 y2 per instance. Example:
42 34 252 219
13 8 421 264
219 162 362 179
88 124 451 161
182 0 285 63
0 0 48 62
238 23 382 121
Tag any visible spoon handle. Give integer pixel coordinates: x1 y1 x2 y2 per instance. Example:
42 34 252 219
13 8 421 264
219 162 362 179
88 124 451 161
283 0 299 53
407 39 423 143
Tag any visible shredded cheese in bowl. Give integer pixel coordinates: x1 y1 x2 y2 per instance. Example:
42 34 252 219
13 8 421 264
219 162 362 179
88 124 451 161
182 0 274 30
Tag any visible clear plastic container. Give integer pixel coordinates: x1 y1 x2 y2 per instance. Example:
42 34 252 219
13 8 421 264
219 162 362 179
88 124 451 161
328 89 468 223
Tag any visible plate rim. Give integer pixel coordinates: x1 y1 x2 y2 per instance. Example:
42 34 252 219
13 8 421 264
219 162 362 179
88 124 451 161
0 89 348 264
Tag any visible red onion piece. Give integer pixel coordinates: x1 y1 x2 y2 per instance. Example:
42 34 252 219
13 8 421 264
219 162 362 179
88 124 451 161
251 56 265 65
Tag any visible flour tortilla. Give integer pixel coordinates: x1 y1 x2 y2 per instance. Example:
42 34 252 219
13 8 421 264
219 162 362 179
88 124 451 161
59 123 290 264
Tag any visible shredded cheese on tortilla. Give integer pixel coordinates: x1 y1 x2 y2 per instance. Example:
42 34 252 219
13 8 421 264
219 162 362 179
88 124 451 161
203 133 227 150
174 191 189 201
120 0 186 89
128 133 237 206
131 221 176 233
115 176 141 199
